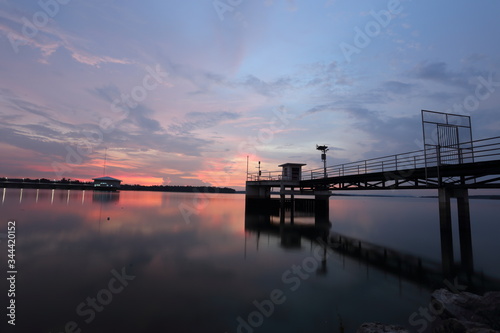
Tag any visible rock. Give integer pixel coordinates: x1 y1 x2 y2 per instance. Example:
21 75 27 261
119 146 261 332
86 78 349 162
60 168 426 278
356 322 410 333
431 289 500 332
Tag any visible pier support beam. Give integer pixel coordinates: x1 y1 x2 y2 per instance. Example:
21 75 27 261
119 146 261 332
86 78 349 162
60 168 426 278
280 183 285 224
438 187 474 276
438 188 454 276
314 191 330 224
456 189 474 274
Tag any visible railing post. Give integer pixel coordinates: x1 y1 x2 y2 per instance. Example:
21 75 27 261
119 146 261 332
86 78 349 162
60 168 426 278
382 161 384 172
342 164 345 176
364 160 367 173
436 145 441 166
414 156 416 169
395 155 398 170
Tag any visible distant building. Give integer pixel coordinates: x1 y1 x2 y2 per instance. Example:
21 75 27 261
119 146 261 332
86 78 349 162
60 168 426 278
92 176 122 191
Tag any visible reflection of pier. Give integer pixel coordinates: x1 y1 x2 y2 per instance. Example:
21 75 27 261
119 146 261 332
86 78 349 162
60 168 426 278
244 204 500 293
246 111 500 280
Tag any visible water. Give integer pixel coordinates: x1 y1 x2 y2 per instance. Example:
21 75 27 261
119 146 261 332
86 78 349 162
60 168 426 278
0 188 499 333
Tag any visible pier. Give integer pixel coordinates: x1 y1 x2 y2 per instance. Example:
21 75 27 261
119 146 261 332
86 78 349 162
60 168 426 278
245 111 500 277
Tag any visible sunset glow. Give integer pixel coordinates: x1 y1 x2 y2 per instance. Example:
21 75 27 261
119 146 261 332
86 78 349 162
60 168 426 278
1 1 499 190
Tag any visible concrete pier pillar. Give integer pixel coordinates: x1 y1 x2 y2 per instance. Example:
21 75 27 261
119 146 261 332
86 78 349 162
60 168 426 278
438 188 454 276
314 191 330 224
438 187 474 277
280 183 285 224
246 185 271 200
456 189 474 274
245 184 271 213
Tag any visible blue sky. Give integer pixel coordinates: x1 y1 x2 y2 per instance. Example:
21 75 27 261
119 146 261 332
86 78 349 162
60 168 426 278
0 0 499 188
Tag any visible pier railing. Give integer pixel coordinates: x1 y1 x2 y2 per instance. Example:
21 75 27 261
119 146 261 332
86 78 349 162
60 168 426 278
304 136 500 180
246 136 500 181
247 170 283 182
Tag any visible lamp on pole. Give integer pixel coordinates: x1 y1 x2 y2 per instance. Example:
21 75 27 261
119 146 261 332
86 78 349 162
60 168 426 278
316 145 329 178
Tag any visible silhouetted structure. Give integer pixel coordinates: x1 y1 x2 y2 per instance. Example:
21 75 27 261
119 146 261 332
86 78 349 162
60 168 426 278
246 111 500 277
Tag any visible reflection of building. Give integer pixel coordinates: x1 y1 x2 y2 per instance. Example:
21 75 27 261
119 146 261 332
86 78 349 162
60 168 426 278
92 190 120 203
92 176 121 191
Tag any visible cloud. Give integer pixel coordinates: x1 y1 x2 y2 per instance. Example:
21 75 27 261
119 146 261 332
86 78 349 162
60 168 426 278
168 111 240 134
90 85 163 133
126 104 164 133
241 75 293 97
66 46 133 67
304 103 335 115
0 125 71 159
382 81 414 95
410 61 485 89
0 8 132 67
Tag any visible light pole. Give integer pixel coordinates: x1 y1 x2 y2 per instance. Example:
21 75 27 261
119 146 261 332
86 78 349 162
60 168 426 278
316 145 329 178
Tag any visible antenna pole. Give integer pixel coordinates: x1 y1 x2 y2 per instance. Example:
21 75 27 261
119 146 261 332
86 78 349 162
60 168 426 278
103 148 107 176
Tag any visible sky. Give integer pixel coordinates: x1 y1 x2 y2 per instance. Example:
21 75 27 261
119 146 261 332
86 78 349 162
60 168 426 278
0 0 499 189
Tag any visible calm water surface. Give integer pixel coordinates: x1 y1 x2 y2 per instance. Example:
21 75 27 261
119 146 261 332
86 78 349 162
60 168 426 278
0 188 499 333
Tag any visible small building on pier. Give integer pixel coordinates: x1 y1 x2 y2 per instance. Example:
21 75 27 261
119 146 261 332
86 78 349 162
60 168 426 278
279 163 306 181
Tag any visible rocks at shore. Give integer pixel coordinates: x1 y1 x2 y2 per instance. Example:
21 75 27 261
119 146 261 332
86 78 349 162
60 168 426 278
431 288 500 332
356 289 500 333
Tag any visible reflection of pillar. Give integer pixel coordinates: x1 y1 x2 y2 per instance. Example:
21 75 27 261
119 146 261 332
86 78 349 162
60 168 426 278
314 191 330 225
456 189 474 274
438 188 454 276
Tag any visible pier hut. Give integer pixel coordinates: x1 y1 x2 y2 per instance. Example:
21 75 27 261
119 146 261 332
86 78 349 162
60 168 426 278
278 163 306 181
92 176 122 191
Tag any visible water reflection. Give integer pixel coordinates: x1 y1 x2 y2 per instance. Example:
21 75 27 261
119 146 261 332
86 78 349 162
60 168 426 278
92 191 120 204
245 197 500 294
0 189 498 333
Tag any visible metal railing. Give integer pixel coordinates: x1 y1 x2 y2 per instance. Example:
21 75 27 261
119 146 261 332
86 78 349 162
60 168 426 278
246 136 500 182
246 170 283 182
